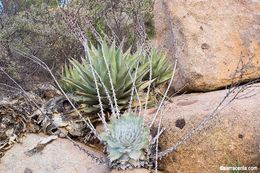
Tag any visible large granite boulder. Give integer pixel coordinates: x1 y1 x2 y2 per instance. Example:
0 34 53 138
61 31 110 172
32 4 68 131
157 83 260 172
153 0 260 91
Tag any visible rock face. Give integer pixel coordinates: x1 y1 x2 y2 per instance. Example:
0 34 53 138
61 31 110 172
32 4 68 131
153 0 260 91
0 134 109 173
0 134 157 173
157 83 260 172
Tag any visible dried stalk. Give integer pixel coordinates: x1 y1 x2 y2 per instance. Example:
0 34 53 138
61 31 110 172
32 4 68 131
153 57 178 172
127 58 142 114
60 10 111 136
101 43 120 117
143 49 153 116
92 68 116 118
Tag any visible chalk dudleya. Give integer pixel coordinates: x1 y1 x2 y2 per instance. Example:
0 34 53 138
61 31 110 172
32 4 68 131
101 112 150 167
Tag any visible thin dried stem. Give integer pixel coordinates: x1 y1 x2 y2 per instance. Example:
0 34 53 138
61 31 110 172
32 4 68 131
101 43 120 117
60 10 109 133
104 17 120 44
92 68 116 117
151 58 177 172
0 83 21 91
0 66 42 111
11 48 101 141
83 16 103 43
82 40 107 135
149 58 178 128
127 59 142 114
143 50 153 116
151 128 165 145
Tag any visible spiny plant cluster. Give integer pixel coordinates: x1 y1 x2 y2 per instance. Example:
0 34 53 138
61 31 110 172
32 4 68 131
60 41 172 113
61 42 148 113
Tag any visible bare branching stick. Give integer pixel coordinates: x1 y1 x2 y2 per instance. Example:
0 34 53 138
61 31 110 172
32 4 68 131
235 81 260 99
65 135 107 164
104 17 120 44
151 3 183 170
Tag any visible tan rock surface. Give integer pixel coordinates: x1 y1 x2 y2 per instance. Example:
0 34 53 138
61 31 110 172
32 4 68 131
0 134 159 173
153 0 260 91
157 83 260 172
0 134 109 173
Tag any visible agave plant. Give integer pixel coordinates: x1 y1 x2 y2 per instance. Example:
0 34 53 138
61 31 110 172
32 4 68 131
100 112 150 168
143 49 172 85
60 41 148 113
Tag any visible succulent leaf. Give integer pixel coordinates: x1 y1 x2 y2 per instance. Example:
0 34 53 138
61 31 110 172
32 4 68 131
142 49 172 85
101 113 150 165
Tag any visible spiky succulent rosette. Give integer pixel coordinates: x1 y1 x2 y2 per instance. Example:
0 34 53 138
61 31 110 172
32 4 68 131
101 112 150 168
60 41 148 113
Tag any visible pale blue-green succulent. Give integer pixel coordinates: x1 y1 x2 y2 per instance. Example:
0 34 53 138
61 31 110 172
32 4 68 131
101 113 150 166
